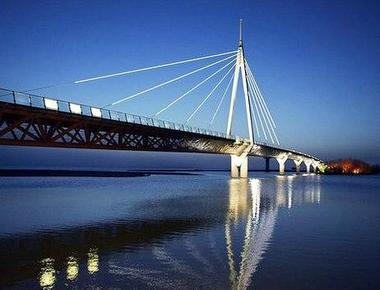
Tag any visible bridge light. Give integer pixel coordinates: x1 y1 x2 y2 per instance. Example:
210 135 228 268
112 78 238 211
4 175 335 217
69 103 82 114
44 98 58 111
91 107 102 118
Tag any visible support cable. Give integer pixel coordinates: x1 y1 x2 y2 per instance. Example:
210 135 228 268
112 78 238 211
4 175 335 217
74 50 238 84
18 50 237 93
103 53 237 108
246 62 280 145
23 83 72 93
252 71 278 131
249 75 279 145
246 65 280 145
247 74 275 144
245 61 277 129
246 61 276 130
186 62 236 124
248 90 260 138
247 77 267 140
209 73 234 128
154 57 236 117
246 62 276 131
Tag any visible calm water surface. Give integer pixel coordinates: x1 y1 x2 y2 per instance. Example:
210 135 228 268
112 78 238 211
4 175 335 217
0 172 379 289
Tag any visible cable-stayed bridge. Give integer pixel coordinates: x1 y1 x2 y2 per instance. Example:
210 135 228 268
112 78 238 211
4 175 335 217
0 21 323 177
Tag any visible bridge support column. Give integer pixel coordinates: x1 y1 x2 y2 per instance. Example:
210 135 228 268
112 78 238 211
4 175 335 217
293 159 303 174
231 154 248 178
276 156 288 175
265 157 270 172
312 164 318 173
304 160 312 174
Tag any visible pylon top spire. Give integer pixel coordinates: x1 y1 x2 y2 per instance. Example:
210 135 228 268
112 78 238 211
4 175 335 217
239 19 243 46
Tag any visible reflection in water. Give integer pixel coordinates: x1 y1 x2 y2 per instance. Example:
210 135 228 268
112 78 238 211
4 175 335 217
38 248 97 289
277 175 321 208
0 174 323 289
66 256 78 281
88 248 99 274
226 178 278 290
39 258 55 290
288 176 293 208
228 179 250 223
225 175 322 289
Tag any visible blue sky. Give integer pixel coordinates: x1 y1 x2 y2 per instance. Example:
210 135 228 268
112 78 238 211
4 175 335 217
0 0 379 167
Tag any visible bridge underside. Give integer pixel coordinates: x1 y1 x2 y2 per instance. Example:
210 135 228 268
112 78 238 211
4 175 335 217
0 102 321 177
0 102 248 154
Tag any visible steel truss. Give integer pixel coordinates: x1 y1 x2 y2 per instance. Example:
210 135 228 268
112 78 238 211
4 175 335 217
0 102 246 154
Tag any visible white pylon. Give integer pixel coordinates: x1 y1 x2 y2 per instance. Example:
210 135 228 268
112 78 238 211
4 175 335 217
226 20 254 143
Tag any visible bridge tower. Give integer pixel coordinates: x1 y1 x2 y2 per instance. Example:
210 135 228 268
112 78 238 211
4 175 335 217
228 20 254 178
227 20 254 143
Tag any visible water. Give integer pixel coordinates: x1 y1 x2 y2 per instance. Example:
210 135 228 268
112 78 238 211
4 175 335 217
0 172 379 289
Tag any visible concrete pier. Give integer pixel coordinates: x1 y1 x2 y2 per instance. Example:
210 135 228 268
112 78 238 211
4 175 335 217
265 157 270 172
276 156 288 175
304 160 312 173
231 154 248 178
293 159 303 174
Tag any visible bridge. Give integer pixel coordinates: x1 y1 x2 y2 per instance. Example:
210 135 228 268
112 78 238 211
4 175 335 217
0 21 323 177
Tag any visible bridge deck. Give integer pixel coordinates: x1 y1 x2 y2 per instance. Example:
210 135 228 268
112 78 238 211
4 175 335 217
0 89 320 162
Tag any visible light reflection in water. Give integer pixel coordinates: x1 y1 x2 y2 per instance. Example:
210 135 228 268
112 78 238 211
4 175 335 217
225 175 321 289
228 179 250 223
39 258 55 290
313 176 321 203
66 256 79 281
88 248 99 274
287 176 293 209
275 176 287 207
38 248 98 289
303 175 321 204
226 178 278 290
29 175 322 289
225 179 250 289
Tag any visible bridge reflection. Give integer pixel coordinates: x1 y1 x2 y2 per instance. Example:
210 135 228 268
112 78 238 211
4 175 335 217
225 175 321 289
226 178 275 290
0 175 321 289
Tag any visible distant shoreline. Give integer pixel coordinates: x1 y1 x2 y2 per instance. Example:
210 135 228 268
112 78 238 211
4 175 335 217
0 169 202 177
0 169 312 177
1 169 378 178
0 169 327 177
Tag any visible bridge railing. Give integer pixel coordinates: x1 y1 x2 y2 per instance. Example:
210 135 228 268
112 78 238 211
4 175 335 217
255 141 319 160
0 88 236 140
